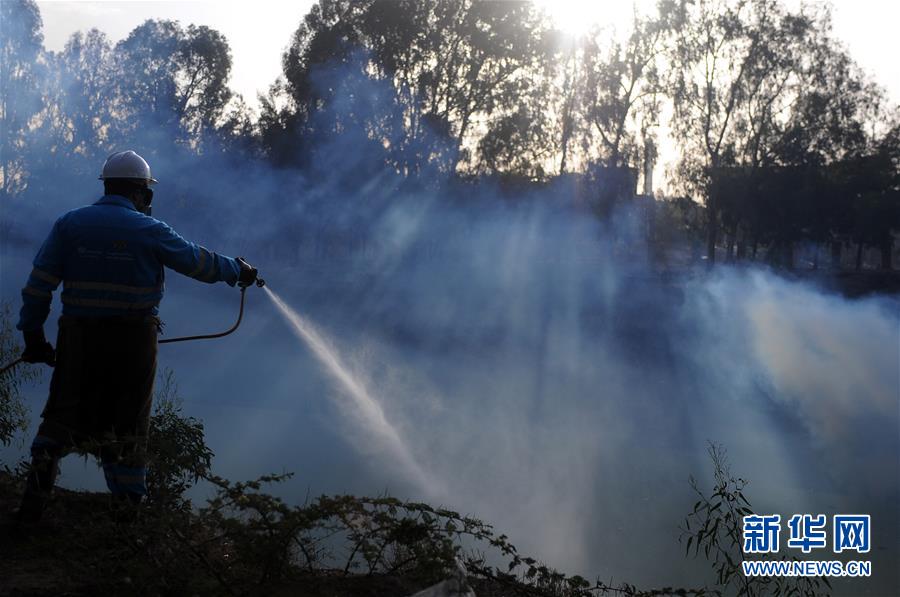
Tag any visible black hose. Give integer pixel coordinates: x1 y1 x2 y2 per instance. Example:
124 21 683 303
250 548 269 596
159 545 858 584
0 282 261 373
159 286 247 344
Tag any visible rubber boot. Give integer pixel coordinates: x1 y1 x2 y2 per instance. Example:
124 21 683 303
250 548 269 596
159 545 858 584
16 453 59 523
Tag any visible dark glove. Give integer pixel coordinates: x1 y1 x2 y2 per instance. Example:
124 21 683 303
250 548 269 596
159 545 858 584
22 329 55 366
236 257 258 288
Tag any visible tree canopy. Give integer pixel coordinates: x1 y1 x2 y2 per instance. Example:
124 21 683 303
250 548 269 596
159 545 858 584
1 0 897 268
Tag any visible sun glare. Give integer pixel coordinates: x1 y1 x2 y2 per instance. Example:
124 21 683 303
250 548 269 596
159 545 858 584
532 0 648 38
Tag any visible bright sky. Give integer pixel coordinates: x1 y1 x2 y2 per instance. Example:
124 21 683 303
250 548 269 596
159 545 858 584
37 0 900 114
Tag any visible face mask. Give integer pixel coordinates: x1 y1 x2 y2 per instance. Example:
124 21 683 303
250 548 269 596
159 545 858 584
138 187 154 216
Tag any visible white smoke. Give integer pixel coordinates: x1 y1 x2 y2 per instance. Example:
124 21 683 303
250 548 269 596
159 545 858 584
1 50 897 595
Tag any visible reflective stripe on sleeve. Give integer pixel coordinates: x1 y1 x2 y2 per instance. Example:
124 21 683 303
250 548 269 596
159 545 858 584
30 268 61 287
23 286 52 299
201 257 219 282
187 247 209 278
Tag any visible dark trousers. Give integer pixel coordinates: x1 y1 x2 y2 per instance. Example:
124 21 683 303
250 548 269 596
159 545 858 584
22 315 158 512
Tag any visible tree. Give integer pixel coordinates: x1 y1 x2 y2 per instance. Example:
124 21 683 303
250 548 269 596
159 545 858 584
403 0 551 173
580 12 665 170
476 100 556 179
42 29 116 176
768 15 896 270
664 0 814 265
847 125 900 270
113 20 182 139
267 0 553 176
0 303 39 447
0 0 46 199
174 25 233 141
260 0 370 167
361 0 553 174
113 20 233 148
555 35 582 176
774 29 875 169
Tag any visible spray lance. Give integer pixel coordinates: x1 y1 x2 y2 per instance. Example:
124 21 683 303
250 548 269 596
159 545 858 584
0 268 266 377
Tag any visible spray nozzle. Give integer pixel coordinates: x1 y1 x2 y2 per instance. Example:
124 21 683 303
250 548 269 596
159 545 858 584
236 257 264 289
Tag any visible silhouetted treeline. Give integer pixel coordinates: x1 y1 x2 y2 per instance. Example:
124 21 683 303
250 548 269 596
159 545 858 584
1 0 897 268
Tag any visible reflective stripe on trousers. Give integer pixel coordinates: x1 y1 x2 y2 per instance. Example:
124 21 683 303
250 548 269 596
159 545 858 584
103 462 148 496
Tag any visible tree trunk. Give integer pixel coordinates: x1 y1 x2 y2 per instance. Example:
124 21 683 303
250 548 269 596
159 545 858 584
558 54 576 175
831 242 842 270
736 236 747 260
706 197 718 267
881 239 893 271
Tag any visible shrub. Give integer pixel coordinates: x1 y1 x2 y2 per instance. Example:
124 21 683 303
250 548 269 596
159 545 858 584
146 368 214 508
681 442 830 597
0 302 39 448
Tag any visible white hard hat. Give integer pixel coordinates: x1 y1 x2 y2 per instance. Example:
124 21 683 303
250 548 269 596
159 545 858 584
98 150 158 185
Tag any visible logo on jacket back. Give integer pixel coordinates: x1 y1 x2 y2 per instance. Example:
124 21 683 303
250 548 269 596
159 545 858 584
75 243 134 262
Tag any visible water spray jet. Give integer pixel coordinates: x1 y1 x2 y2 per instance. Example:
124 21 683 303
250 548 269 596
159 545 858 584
262 285 436 495
0 265 433 495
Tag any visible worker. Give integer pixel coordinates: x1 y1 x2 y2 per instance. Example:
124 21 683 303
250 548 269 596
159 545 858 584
15 150 257 522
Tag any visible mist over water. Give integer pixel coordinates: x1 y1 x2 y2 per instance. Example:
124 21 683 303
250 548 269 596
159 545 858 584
1 53 897 595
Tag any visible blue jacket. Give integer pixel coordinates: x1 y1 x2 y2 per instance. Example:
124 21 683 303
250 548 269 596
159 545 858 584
18 194 241 331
